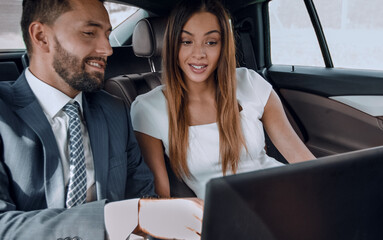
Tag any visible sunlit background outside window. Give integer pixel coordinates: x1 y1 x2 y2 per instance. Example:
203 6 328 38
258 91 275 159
270 0 383 71
0 0 24 50
1 0 383 71
269 0 323 67
104 2 138 28
0 1 137 50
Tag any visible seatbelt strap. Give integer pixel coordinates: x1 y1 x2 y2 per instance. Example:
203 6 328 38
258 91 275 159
239 30 258 71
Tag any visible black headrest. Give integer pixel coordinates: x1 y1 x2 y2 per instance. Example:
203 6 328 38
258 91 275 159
0 62 20 81
132 17 167 58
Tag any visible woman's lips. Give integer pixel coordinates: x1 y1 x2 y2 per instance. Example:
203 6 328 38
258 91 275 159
189 64 207 73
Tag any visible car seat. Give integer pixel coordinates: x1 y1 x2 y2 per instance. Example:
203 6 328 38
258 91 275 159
104 17 197 198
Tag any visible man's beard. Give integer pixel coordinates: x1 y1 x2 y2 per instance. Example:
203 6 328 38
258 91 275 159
52 37 106 92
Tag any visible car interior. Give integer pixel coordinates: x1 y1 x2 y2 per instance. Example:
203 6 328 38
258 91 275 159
1 1 383 239
1 0 383 198
103 0 383 197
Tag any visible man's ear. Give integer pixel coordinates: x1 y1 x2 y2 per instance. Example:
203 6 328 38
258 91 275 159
29 21 50 53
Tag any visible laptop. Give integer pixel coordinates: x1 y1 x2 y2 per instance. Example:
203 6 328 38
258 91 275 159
201 146 383 240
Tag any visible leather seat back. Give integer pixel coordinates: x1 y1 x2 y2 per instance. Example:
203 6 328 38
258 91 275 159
104 17 167 107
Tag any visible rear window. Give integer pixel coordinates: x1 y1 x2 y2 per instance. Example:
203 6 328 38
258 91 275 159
0 0 24 50
0 1 138 51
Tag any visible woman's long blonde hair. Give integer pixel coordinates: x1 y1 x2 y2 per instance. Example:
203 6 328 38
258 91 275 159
163 0 246 178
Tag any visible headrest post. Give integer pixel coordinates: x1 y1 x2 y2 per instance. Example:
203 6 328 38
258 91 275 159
148 58 156 72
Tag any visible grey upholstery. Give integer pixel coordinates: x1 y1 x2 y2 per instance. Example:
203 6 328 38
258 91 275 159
133 16 167 72
132 17 167 58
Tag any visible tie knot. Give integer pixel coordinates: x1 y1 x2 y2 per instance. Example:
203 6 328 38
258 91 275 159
63 102 81 119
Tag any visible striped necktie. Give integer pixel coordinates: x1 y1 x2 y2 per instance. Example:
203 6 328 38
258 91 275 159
63 102 87 208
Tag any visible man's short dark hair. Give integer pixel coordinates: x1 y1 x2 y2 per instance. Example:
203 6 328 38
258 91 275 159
21 0 106 56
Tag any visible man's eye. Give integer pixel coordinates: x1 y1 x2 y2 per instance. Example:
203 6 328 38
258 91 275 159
83 32 94 36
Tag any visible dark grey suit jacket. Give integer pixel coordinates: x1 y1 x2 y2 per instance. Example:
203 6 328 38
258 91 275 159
0 72 155 239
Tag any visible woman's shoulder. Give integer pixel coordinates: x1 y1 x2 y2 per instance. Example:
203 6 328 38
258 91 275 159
130 85 168 139
132 85 166 109
235 67 272 106
236 67 271 91
236 67 268 85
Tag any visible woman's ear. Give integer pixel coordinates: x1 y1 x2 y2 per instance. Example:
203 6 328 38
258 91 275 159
29 21 50 53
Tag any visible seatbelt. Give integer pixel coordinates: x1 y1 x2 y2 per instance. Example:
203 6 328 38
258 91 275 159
239 30 258 71
237 18 258 71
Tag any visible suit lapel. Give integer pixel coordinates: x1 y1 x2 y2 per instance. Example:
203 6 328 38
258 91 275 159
12 74 65 208
83 94 109 200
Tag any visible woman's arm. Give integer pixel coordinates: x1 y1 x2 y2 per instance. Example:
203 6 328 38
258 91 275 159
262 90 316 163
135 132 171 197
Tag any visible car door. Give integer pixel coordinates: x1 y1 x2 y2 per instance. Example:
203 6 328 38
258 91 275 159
231 0 383 158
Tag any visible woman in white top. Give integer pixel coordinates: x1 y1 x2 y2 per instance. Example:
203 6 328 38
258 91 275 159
131 0 315 199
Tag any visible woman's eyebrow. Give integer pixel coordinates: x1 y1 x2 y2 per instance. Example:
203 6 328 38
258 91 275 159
181 30 193 36
181 29 221 36
204 30 221 36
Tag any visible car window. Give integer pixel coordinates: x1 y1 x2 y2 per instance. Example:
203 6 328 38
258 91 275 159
104 2 138 29
269 0 383 71
315 0 383 71
269 0 324 67
0 1 139 51
0 0 24 50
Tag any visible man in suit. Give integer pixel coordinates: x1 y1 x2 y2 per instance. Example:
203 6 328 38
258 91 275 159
0 0 202 239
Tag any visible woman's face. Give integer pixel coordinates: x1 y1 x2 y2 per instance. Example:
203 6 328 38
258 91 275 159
178 11 222 86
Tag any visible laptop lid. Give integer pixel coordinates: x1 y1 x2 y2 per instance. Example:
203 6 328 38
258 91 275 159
201 146 383 240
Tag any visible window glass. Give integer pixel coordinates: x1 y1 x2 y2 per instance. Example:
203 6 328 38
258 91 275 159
315 0 383 71
0 0 24 50
269 0 323 67
0 1 138 51
104 2 139 29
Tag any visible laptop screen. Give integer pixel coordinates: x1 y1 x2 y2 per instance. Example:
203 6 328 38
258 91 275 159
201 146 383 240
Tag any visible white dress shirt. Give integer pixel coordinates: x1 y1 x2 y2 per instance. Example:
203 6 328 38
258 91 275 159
25 68 96 201
25 68 140 239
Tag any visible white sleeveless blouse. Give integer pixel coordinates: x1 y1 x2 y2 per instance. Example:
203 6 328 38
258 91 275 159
131 68 284 199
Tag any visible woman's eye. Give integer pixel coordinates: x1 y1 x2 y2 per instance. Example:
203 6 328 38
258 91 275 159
181 40 192 45
207 41 218 46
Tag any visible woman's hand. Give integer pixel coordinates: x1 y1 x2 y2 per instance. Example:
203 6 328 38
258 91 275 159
137 198 204 240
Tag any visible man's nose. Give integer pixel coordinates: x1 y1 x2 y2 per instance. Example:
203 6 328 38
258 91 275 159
96 36 113 57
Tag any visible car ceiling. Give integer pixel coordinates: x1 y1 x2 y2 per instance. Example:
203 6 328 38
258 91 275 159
115 0 268 15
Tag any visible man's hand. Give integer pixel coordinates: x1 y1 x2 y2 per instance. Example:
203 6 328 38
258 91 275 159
137 198 203 240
